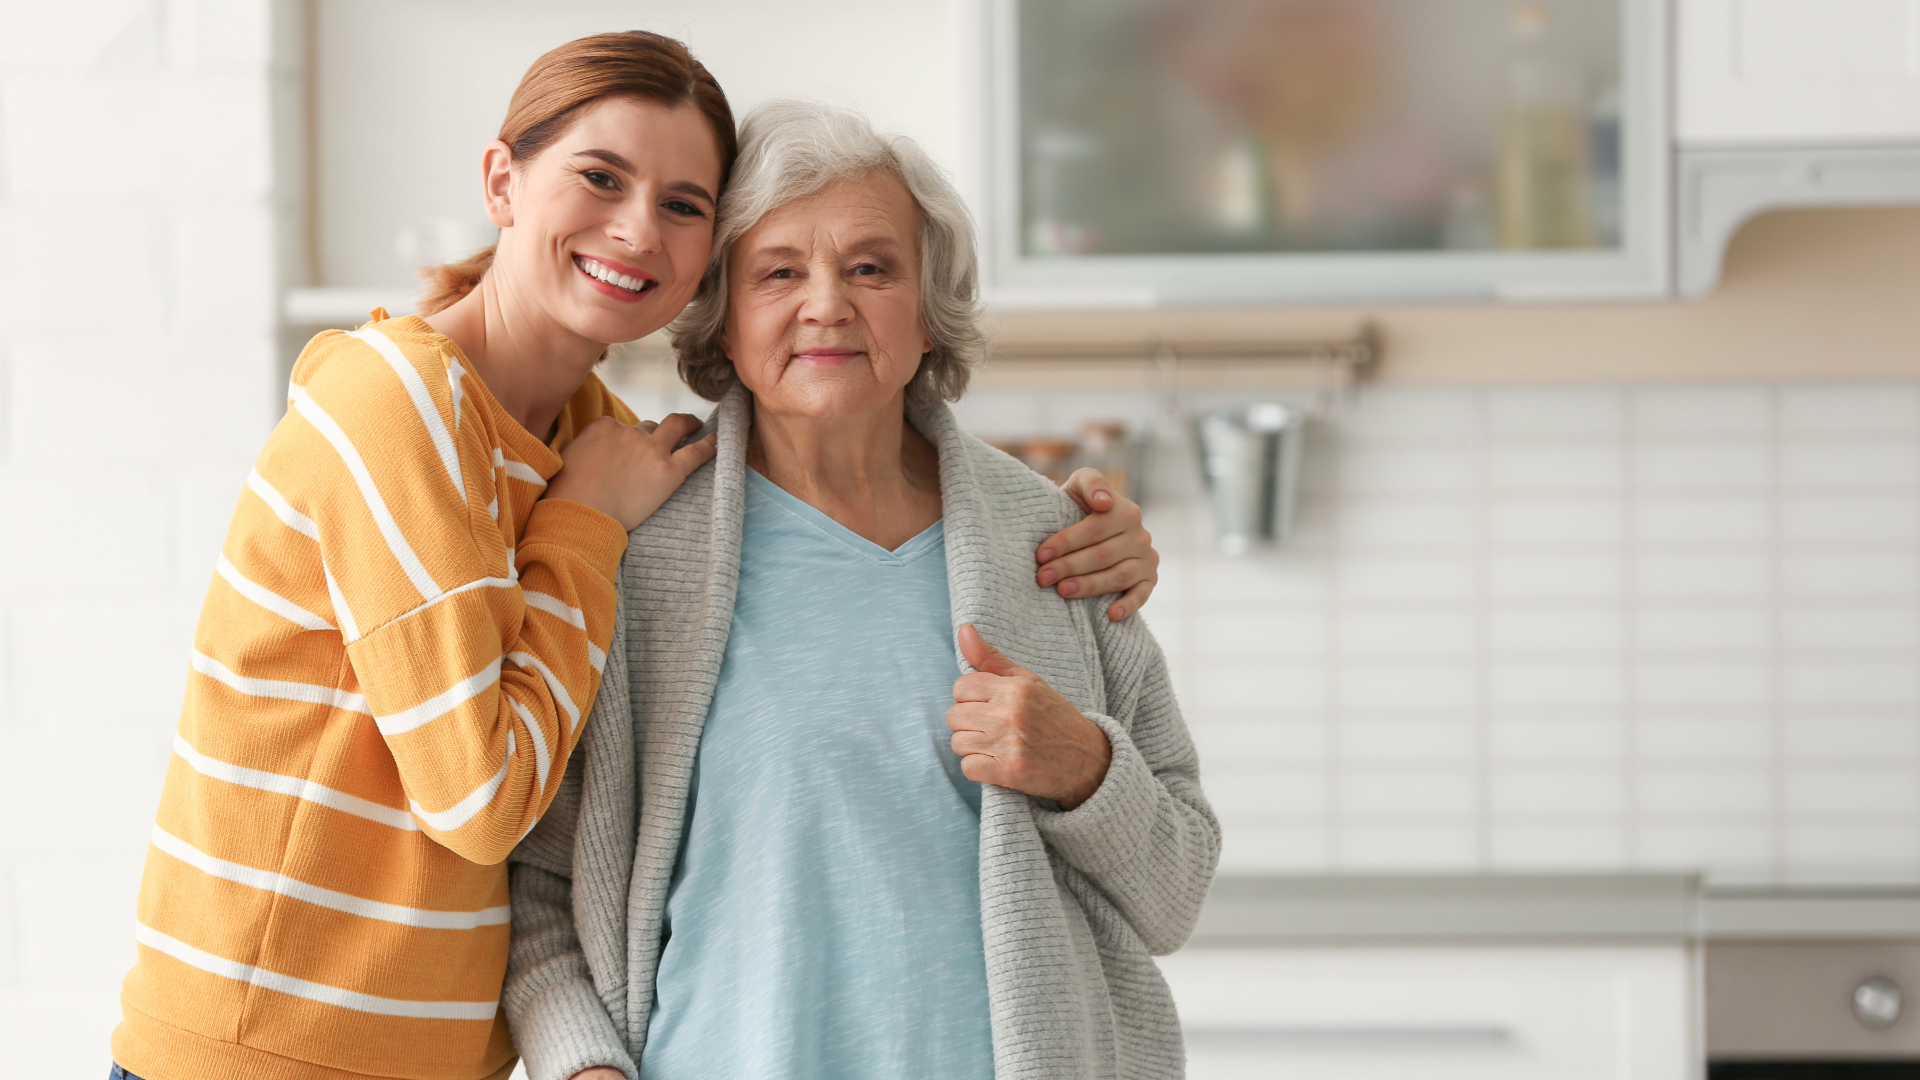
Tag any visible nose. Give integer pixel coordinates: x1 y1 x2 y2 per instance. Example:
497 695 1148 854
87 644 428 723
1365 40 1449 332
606 200 664 256
798 270 855 327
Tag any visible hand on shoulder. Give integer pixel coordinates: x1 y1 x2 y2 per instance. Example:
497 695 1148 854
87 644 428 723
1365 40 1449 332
547 413 717 531
1035 468 1159 622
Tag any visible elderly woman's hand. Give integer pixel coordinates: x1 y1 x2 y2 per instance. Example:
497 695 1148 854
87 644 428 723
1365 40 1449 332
1037 468 1159 623
948 624 1112 809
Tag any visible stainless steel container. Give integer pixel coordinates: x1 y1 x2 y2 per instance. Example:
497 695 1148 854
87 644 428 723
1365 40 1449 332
1193 403 1304 554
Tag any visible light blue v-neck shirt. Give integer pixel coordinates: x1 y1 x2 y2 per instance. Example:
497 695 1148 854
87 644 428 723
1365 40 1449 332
640 470 994 1080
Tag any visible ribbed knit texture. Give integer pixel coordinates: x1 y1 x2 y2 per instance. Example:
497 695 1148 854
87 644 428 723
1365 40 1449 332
504 386 1221 1080
115 315 634 1080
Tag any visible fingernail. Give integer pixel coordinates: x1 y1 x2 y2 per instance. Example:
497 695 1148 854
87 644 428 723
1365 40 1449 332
1037 569 1058 586
1037 547 1057 563
1059 580 1080 596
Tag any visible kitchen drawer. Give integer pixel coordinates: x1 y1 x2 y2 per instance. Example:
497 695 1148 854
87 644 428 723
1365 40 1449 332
1162 944 1697 1080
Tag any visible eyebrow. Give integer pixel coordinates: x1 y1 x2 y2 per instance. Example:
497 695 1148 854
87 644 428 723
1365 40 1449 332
744 237 905 261
571 149 716 206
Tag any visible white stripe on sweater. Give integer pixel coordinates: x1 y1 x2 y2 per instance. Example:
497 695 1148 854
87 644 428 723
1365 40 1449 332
383 575 518 631
322 561 361 643
410 745 512 833
349 327 464 500
215 556 334 632
245 470 318 541
172 734 416 831
522 590 586 630
447 357 466 433
493 448 547 487
508 699 553 790
506 651 579 730
134 922 498 1020
151 825 508 929
290 385 441 601
374 657 502 737
191 651 369 715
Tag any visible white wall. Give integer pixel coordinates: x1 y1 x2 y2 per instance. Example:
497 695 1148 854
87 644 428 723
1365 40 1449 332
0 0 282 1071
313 0 974 289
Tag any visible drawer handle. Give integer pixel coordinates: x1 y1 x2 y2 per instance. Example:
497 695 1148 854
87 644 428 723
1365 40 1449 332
1185 1024 1513 1045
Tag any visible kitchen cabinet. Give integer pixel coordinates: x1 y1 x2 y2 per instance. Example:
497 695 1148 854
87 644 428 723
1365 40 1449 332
1673 0 1920 294
983 0 1673 305
979 0 1920 307
1677 0 1920 146
1162 945 1696 1080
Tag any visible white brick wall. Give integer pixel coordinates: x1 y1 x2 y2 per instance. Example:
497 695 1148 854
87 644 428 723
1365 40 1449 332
0 0 280 1071
949 381 1920 888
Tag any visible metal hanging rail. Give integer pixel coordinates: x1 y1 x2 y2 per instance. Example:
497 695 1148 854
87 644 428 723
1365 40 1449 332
988 321 1384 385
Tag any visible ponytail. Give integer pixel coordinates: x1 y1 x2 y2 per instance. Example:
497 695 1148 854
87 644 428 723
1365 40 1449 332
417 245 496 316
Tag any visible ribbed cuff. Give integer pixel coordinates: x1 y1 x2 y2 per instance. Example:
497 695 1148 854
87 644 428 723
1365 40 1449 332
524 499 630 583
1030 712 1159 874
511 975 636 1080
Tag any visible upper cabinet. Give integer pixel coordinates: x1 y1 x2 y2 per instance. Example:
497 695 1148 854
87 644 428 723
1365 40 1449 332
984 0 1672 305
1678 0 1920 145
1672 0 1920 294
980 0 1920 307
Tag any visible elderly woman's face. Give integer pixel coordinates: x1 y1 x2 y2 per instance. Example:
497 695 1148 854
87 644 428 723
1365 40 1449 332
722 171 930 420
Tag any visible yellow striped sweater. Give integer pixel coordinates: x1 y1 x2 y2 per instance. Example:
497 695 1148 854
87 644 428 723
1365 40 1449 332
114 314 636 1080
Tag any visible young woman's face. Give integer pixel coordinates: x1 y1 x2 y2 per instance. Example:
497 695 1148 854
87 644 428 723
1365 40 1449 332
490 96 724 346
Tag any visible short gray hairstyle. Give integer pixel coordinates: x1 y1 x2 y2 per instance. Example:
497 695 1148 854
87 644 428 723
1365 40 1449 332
671 99 985 405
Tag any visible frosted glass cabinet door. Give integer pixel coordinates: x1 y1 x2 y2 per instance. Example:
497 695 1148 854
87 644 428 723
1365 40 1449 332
985 0 1670 304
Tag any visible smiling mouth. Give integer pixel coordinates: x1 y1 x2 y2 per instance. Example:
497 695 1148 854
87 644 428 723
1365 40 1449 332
574 254 656 295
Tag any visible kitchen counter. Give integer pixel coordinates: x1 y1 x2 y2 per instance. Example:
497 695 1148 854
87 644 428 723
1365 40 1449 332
1191 875 1920 944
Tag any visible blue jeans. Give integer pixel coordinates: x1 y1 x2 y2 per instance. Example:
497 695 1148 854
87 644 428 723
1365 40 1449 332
109 1066 144 1080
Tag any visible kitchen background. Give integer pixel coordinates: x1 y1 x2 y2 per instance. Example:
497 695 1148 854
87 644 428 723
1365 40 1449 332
7 0 1920 1075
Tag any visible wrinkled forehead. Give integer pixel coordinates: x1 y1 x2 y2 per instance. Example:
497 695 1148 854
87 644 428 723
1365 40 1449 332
733 170 923 260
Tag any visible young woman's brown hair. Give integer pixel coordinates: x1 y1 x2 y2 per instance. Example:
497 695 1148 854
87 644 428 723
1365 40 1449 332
419 30 738 315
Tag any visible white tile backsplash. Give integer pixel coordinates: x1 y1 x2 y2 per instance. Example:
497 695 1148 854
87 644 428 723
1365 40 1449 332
1121 381 1920 884
1487 443 1627 491
1633 441 1772 491
1631 386 1774 435
1486 387 1628 437
1781 439 1920 488
1781 385 1920 434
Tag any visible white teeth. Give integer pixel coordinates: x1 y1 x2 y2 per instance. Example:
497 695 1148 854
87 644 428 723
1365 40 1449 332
578 256 644 293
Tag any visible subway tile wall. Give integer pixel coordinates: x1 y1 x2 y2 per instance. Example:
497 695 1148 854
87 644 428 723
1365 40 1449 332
942 381 1920 887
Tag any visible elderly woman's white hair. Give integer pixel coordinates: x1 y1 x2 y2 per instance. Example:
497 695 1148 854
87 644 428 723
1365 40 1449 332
671 99 986 406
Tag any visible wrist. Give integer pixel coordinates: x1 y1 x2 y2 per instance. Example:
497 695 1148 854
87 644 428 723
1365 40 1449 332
1054 718 1113 810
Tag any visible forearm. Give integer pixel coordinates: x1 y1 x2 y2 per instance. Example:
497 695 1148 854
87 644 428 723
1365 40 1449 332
506 861 636 1080
1031 708 1220 954
348 502 626 863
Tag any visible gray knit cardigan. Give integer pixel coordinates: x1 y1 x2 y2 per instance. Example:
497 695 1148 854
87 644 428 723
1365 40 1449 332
502 385 1221 1080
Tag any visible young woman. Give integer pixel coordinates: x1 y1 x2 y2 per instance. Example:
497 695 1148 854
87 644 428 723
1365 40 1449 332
112 31 1160 1080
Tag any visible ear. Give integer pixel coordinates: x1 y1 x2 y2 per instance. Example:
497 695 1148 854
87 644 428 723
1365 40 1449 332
481 139 516 229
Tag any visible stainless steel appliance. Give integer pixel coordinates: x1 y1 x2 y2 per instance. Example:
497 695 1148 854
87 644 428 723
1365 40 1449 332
1707 937 1920 1077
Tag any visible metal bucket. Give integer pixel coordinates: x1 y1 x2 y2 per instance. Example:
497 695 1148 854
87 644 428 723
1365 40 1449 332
1193 403 1304 554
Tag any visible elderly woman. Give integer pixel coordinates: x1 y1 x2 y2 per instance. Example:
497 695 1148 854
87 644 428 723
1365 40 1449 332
503 100 1219 1080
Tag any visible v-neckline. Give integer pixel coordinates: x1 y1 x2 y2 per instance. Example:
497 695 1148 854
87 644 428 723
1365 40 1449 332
745 468 943 566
